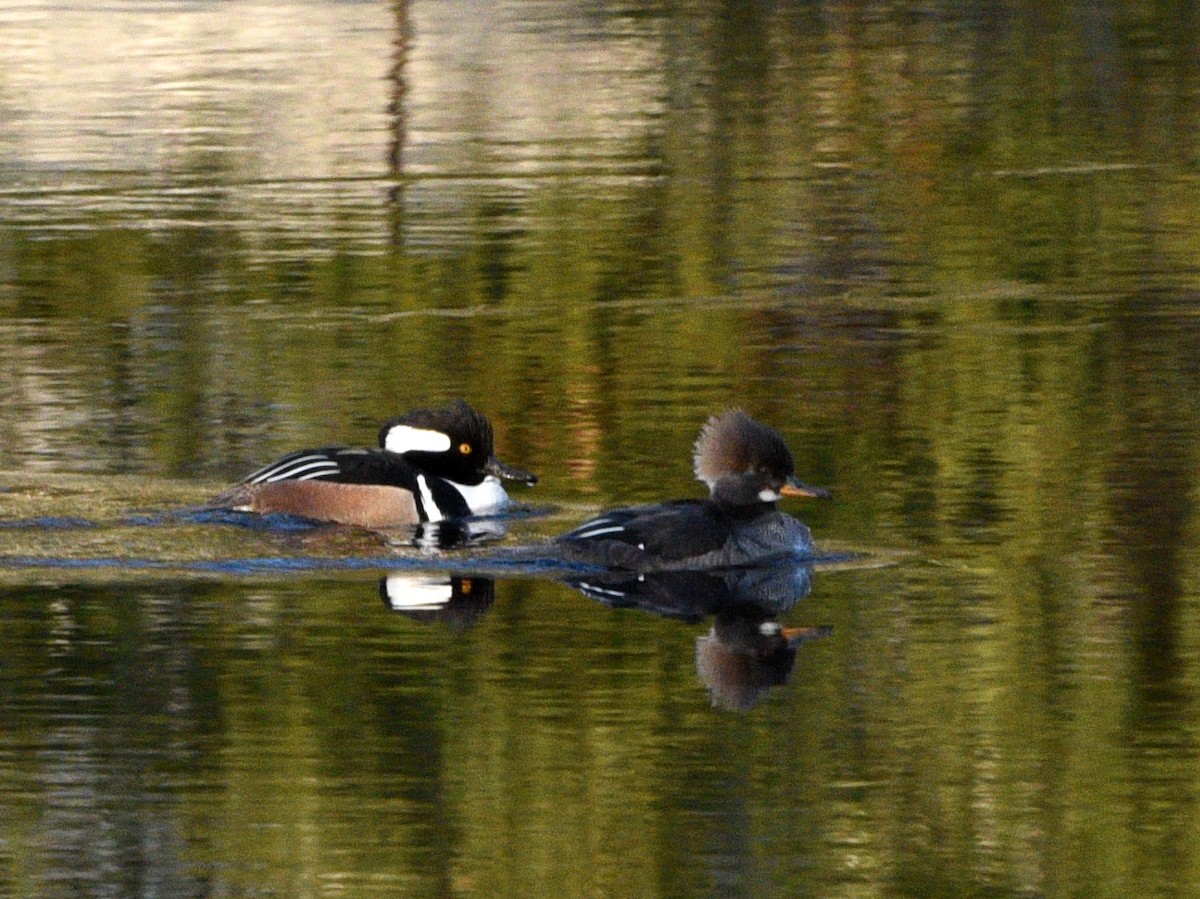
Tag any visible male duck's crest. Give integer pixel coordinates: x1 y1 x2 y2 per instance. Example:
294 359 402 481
379 398 536 488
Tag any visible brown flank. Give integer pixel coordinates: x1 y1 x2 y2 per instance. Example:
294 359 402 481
223 481 422 528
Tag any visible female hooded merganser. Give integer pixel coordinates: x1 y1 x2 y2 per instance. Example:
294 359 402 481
555 410 828 572
210 399 537 528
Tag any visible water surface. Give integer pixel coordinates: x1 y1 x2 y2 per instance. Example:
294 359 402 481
3 1 1200 896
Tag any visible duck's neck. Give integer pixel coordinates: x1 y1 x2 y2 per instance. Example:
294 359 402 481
710 479 777 518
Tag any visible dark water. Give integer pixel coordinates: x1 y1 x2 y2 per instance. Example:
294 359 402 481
3 1 1200 896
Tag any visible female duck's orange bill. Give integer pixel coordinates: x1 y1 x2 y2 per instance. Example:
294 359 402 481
780 477 831 499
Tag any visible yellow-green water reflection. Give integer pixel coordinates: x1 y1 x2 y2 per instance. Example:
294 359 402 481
3 0 1200 895
0 559 1195 897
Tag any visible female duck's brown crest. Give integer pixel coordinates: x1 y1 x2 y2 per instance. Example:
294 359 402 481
692 409 794 488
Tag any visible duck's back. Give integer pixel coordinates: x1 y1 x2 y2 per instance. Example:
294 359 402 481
555 500 813 572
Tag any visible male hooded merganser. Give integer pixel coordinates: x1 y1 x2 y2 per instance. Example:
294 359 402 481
555 410 828 571
209 399 537 528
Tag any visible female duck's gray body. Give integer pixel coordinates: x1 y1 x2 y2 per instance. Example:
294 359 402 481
210 399 536 528
555 410 828 572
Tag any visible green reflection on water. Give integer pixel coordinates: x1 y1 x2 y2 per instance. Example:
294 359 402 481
2 0 1200 896
0 560 1194 897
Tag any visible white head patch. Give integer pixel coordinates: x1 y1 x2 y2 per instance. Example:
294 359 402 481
384 425 452 455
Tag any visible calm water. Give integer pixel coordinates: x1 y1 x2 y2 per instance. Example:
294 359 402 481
3 1 1200 896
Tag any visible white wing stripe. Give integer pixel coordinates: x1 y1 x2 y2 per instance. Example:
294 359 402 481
294 468 342 481
577 582 626 599
249 454 342 484
266 460 341 481
570 525 626 539
261 467 340 483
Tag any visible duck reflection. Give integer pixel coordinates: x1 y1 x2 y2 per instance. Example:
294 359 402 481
405 517 511 550
379 573 495 629
697 609 830 711
564 563 813 619
562 564 829 711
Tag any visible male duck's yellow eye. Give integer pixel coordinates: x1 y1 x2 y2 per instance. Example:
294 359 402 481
459 442 472 455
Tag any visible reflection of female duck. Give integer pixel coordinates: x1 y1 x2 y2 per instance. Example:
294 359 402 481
697 609 830 712
561 564 828 711
555 410 829 572
564 565 814 618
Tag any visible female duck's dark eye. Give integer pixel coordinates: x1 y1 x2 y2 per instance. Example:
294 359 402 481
459 442 472 455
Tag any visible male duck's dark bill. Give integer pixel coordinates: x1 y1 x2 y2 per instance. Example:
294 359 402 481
486 456 538 486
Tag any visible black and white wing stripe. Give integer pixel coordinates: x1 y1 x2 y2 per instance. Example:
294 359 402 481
562 570 720 619
556 500 736 567
243 447 350 485
559 514 641 544
571 579 634 602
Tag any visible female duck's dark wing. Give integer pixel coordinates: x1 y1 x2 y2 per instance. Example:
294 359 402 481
242 447 418 489
555 500 732 570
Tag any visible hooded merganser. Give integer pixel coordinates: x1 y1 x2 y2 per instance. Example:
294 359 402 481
555 410 829 571
209 399 537 528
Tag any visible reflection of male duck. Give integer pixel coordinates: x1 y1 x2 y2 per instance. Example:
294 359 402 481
561 564 829 711
379 574 495 629
555 410 829 572
408 517 512 551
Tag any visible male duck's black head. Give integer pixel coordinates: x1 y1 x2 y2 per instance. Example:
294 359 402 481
379 398 537 487
692 410 830 511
